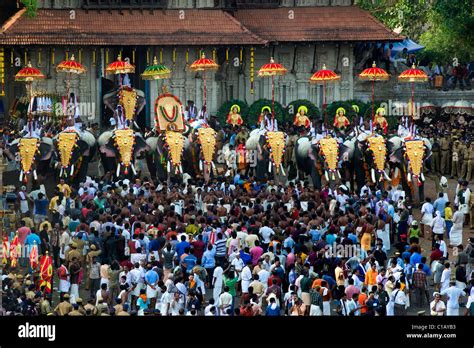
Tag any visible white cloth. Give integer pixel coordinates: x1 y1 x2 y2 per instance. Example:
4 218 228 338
309 304 322 316
440 269 451 293
59 279 70 293
146 284 158 299
322 301 331 316
450 211 464 246
377 228 390 251
421 202 434 225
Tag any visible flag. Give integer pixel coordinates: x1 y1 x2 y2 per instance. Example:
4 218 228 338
10 234 19 268
29 241 38 270
39 254 53 293
1 236 8 265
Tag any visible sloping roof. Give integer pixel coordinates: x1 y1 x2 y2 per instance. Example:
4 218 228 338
0 6 402 46
0 9 267 45
234 7 403 42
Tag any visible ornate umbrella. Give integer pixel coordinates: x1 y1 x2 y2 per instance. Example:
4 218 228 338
309 64 340 125
359 62 389 121
141 56 172 97
258 57 287 119
106 54 135 87
190 53 219 109
15 63 46 117
56 54 87 113
398 64 428 124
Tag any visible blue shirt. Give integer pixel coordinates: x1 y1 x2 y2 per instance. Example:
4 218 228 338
34 199 48 215
348 233 358 244
175 241 190 259
148 239 160 252
308 230 321 243
326 233 336 246
322 274 336 289
433 197 448 218
265 305 281 316
183 254 197 273
25 233 41 246
202 249 216 269
240 250 252 265
283 236 296 249
410 252 422 266
145 270 159 285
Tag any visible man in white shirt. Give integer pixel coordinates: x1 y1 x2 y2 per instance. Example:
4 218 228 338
259 224 275 250
258 267 270 291
212 265 224 303
218 286 233 315
241 262 253 295
440 281 466 316
440 263 451 293
430 292 446 316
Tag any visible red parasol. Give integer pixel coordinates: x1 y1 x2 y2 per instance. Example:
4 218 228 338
56 54 87 107
15 63 46 110
15 63 46 82
398 64 428 124
359 62 389 121
190 53 219 109
106 54 135 75
309 64 340 126
56 54 86 75
258 58 288 119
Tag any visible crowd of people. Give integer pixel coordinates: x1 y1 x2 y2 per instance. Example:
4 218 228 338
1 163 474 317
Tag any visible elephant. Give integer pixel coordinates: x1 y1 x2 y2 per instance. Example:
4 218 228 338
145 130 190 185
52 129 97 186
3 135 55 186
98 129 150 179
388 136 432 205
295 135 342 190
246 129 288 183
103 86 146 127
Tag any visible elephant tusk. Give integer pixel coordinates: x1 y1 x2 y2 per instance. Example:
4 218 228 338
19 170 24 183
407 172 411 182
116 163 121 178
70 164 74 176
268 161 272 173
394 167 399 179
384 170 391 181
33 170 37 181
199 160 203 171
345 181 351 191
280 164 286 176
131 163 137 176
420 172 425 182
59 167 63 178
167 161 171 173
179 164 183 174
337 170 341 179
371 168 376 183
325 170 329 182
332 172 335 181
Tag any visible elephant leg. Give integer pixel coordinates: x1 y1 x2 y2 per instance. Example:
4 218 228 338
145 154 157 182
311 164 322 189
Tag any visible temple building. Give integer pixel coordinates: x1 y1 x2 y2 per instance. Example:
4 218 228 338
0 0 403 127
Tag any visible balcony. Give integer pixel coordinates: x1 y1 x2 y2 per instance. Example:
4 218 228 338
82 0 168 9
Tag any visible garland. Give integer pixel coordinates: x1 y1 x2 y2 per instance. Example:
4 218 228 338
159 105 179 123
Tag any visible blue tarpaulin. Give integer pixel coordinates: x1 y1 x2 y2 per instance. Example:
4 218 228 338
390 38 424 57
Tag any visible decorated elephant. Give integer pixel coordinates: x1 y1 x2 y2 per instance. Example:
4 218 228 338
245 129 287 182
145 130 189 184
98 129 150 179
103 86 146 127
52 128 97 185
295 135 342 189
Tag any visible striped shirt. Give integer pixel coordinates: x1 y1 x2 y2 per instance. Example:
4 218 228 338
215 239 227 257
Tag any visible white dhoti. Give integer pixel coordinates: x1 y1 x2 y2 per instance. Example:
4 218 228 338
59 279 70 293
132 283 143 297
146 284 158 299
70 284 79 304
213 287 222 303
446 307 459 316
386 301 394 316
421 214 433 226
449 224 463 246
323 301 331 316
242 280 251 294
310 304 322 316
100 278 109 287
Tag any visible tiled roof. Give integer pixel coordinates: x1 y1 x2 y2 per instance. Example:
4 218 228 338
234 7 403 42
0 9 267 45
0 7 402 46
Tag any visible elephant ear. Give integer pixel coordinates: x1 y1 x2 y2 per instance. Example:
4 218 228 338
38 141 54 161
5 143 18 161
134 134 150 159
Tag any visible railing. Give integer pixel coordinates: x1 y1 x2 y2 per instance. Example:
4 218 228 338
82 0 168 9
217 0 280 8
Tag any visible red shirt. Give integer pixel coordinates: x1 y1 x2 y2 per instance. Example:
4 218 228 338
191 240 205 260
268 274 282 288
430 249 443 262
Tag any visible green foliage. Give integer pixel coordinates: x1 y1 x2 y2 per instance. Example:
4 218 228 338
356 0 473 63
285 99 320 122
20 0 38 18
216 99 249 126
246 99 285 127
